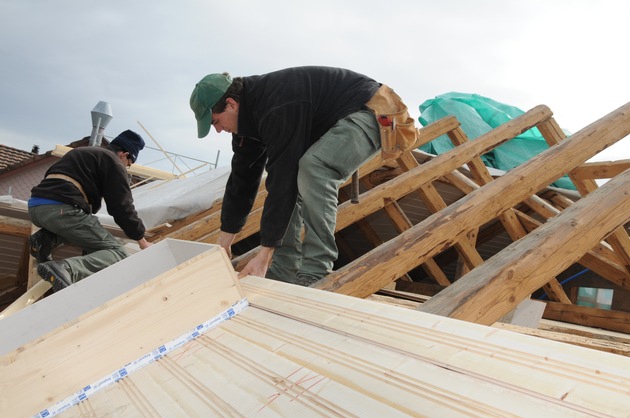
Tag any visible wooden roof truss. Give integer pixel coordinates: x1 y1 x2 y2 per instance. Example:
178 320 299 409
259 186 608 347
152 102 630 334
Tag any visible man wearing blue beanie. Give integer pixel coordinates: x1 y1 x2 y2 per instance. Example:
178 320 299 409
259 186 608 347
27 129 152 292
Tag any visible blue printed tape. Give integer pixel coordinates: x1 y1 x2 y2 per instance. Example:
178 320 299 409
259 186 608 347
34 298 249 418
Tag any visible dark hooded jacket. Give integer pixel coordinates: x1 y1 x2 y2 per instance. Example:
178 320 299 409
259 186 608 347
221 66 380 247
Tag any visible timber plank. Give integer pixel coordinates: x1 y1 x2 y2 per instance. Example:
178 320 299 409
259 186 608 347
367 293 630 357
543 301 630 334
493 322 630 357
0 280 51 319
242 277 630 417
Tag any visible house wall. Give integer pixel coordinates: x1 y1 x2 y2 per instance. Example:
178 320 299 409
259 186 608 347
0 158 58 200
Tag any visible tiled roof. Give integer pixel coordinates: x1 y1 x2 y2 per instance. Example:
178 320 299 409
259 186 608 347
0 144 34 171
0 137 105 174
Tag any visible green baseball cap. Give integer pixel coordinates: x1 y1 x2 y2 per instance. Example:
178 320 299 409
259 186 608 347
190 73 233 138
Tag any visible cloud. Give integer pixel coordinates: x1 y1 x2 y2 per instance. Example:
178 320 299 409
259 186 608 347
1 0 628 168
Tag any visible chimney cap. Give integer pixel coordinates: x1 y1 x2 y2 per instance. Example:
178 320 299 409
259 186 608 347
91 101 113 127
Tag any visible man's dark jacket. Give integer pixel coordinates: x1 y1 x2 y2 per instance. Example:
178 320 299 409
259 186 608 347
221 66 380 247
31 146 145 240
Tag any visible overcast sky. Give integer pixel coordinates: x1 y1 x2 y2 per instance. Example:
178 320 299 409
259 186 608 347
1 0 628 173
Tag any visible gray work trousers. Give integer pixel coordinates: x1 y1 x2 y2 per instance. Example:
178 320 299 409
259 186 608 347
29 204 128 282
267 109 381 281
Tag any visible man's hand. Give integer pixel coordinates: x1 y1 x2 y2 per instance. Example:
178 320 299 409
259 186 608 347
238 246 274 279
138 237 152 250
217 231 236 258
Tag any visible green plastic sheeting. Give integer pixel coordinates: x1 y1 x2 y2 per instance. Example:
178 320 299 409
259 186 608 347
418 92 575 190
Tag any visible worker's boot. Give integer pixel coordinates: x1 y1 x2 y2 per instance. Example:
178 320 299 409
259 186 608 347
29 228 62 262
37 260 73 292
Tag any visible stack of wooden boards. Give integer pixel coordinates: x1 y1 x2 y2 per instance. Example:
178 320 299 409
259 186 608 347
1 240 628 417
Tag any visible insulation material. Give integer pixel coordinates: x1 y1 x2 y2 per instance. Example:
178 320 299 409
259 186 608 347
99 166 231 229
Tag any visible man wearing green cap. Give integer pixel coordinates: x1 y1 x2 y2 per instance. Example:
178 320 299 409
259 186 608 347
190 66 382 286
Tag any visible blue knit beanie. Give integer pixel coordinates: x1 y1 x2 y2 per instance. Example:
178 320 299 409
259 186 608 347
111 130 145 163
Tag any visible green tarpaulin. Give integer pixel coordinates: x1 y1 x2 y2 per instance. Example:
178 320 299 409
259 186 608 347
418 92 575 190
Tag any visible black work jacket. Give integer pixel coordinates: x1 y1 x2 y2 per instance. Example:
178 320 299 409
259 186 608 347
221 66 380 247
30 146 146 240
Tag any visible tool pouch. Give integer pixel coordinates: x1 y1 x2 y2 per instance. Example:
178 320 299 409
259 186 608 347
365 84 418 160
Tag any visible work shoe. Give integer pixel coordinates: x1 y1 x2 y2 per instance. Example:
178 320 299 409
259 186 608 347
37 260 73 292
294 274 321 287
29 229 61 263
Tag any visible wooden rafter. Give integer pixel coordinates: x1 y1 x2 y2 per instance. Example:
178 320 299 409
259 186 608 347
419 165 630 324
538 118 630 276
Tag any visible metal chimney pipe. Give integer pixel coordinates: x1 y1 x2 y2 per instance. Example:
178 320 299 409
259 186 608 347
89 101 113 146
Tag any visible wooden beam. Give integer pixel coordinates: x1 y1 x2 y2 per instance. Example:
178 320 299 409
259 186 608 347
398 152 485 273
538 118 630 277
441 170 479 194
52 145 178 180
419 163 630 324
367 293 630 357
493 321 630 357
447 126 528 241
515 209 630 291
505 211 568 304
572 159 630 180
0 281 51 319
523 194 563 219
520 193 626 271
0 215 30 237
543 301 630 334
382 198 448 285
415 115 461 147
